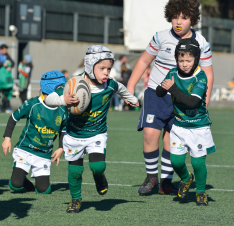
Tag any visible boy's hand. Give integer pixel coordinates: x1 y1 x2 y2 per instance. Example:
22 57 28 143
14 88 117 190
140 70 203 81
124 99 139 107
162 76 175 91
64 89 80 105
2 137 11 156
51 148 64 167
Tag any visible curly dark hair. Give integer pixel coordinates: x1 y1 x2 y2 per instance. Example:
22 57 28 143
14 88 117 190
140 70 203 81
165 0 200 27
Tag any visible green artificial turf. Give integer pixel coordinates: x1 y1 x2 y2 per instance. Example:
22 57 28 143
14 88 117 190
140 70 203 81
0 109 233 225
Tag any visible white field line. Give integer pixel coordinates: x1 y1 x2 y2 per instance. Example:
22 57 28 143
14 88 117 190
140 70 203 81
0 179 233 192
0 124 233 135
59 159 234 168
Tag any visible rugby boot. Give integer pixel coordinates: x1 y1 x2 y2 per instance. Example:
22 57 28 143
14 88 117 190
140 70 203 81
178 172 194 200
94 173 108 195
158 182 178 195
67 199 82 213
196 192 208 206
138 176 159 195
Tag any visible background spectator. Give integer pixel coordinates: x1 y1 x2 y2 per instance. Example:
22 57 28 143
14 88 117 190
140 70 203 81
61 69 69 80
0 43 14 113
18 54 33 104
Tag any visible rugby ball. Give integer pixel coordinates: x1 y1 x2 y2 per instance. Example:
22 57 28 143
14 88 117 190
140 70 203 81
63 76 91 115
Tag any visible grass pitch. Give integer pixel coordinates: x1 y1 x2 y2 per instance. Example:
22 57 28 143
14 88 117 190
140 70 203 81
0 108 234 225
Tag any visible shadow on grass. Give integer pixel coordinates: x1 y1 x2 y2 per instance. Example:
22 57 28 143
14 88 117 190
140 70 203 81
0 179 9 195
0 198 36 221
51 183 69 192
172 183 215 204
64 199 144 212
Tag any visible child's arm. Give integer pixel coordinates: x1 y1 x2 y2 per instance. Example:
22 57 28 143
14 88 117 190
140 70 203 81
45 89 79 107
127 51 155 95
162 76 200 108
116 82 139 107
156 86 167 97
2 115 16 156
51 132 65 167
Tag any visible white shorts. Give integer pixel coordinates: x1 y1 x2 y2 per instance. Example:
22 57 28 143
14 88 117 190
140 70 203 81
13 148 51 178
170 125 216 158
63 132 108 161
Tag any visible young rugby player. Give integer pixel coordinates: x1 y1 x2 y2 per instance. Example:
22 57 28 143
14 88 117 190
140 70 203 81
127 0 214 195
2 70 68 194
156 38 215 206
45 45 139 213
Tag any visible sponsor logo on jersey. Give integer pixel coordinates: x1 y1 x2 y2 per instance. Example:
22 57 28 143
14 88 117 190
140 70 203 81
187 83 193 94
102 95 109 105
197 144 202 149
55 116 62 126
199 79 206 84
165 48 171 53
175 116 201 123
177 143 183 149
146 114 155 123
37 113 41 120
96 141 101 145
19 158 23 163
198 84 205 89
68 149 73 154
35 125 59 135
18 108 20 113
172 142 176 147
186 109 199 116
44 164 48 170
24 162 30 166
82 110 102 118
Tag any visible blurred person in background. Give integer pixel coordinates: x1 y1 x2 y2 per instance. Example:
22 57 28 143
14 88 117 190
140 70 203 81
228 78 234 88
61 70 69 81
18 54 33 104
0 43 14 113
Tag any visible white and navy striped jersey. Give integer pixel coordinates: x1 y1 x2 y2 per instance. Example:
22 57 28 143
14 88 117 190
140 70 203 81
146 28 212 90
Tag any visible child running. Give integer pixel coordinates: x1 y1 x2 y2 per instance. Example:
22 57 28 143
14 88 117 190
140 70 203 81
156 38 216 206
45 45 139 213
2 70 68 194
127 0 213 196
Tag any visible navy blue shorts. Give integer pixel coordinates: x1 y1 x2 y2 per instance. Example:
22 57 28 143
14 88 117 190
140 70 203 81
137 87 174 131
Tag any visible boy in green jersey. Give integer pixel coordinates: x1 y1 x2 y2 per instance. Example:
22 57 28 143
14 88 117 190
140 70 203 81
45 45 139 213
156 39 216 206
2 70 68 194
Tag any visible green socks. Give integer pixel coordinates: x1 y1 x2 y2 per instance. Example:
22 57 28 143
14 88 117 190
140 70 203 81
68 165 84 200
171 154 207 193
191 156 207 193
171 153 190 183
89 161 106 177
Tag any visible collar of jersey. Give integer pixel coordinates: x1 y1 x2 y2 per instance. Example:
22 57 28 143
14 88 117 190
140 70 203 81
171 28 196 40
177 66 201 80
39 95 58 110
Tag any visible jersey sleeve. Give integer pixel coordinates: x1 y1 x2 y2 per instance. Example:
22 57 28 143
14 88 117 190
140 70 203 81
145 32 160 56
45 89 66 107
191 76 207 99
199 36 212 67
12 100 33 121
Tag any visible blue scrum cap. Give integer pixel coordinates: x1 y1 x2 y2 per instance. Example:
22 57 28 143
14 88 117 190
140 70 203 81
40 70 67 95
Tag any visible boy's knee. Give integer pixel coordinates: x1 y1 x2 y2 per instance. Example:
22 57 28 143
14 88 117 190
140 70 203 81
9 179 24 191
36 184 51 194
89 161 106 177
